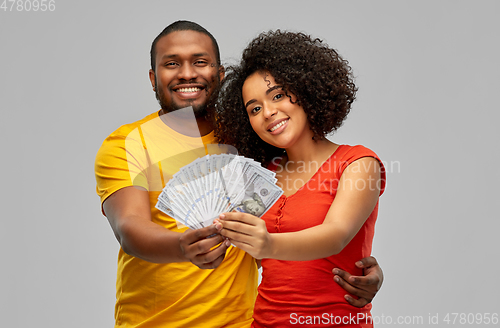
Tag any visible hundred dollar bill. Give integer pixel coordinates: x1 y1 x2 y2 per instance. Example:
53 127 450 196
156 153 283 230
230 174 283 217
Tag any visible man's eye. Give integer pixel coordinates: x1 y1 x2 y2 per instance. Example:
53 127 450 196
165 62 178 68
195 60 208 66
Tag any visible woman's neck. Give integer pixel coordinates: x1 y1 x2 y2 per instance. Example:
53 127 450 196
285 137 338 167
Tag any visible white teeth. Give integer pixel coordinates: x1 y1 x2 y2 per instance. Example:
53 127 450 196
270 120 287 132
176 87 201 93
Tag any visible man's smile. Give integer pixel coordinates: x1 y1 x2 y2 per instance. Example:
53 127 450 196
172 84 206 99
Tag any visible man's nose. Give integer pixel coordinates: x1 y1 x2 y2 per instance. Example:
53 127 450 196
177 64 198 80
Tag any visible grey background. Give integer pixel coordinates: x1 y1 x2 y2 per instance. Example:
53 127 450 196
1 0 499 327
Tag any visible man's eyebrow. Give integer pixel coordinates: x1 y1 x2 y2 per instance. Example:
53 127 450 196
192 52 211 57
160 53 211 60
160 54 178 60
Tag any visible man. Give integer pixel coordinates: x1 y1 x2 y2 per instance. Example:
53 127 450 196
95 20 383 328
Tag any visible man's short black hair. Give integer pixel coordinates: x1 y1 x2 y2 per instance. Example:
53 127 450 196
150 20 221 72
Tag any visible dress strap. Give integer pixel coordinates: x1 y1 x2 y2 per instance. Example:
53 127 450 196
266 157 283 173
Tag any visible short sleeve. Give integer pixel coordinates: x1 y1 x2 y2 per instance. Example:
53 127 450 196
94 126 150 211
336 145 386 196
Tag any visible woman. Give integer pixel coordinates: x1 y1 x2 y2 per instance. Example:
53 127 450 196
214 30 386 327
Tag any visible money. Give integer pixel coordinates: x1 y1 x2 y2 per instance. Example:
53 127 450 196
156 154 283 230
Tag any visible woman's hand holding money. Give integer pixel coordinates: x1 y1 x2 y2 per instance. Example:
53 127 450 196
216 212 275 260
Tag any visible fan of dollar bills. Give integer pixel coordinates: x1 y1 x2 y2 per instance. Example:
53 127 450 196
156 154 284 229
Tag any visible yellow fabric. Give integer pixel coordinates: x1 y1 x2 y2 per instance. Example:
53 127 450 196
95 111 257 328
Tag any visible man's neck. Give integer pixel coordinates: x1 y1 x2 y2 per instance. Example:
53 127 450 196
159 108 214 137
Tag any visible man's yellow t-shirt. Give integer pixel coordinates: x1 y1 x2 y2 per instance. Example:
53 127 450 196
95 111 257 328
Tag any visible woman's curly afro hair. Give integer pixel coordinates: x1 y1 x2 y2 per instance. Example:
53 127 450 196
212 30 357 165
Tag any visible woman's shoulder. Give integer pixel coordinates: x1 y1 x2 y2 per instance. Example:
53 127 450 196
330 144 384 176
265 156 285 172
332 144 386 195
334 144 381 161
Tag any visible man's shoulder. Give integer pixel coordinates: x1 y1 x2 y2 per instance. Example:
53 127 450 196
95 111 159 162
105 111 160 140
95 112 159 196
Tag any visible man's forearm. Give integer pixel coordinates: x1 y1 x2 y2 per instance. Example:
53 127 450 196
117 216 186 263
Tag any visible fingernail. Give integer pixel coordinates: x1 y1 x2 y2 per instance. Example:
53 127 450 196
219 213 225 219
215 222 222 231
225 239 231 247
355 261 363 267
345 295 352 301
332 268 339 275
334 276 340 283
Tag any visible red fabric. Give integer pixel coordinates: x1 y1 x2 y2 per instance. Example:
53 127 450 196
252 145 386 327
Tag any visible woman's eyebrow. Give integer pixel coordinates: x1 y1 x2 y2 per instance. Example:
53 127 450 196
265 85 282 95
245 99 257 108
244 85 283 108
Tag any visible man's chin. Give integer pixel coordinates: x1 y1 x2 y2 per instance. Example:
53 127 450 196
160 102 208 118
191 104 209 118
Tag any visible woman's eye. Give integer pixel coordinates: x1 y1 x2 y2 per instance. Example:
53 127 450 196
273 93 283 101
251 106 261 114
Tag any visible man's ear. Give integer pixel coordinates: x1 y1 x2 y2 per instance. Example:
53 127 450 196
219 65 225 81
149 69 156 90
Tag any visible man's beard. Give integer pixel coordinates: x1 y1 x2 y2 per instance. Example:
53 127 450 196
155 88 207 118
155 76 219 118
